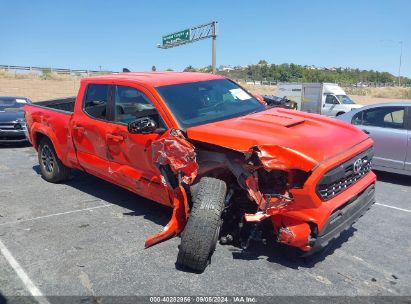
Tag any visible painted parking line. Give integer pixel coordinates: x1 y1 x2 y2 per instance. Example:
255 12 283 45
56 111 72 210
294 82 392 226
375 203 411 213
0 204 113 226
0 238 51 304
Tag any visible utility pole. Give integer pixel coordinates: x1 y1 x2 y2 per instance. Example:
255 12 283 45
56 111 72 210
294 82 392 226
398 41 403 87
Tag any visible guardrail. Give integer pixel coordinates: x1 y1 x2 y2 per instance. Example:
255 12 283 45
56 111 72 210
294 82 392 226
0 64 113 75
236 79 410 88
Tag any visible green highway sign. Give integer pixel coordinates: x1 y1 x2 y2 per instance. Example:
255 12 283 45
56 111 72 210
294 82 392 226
162 29 191 46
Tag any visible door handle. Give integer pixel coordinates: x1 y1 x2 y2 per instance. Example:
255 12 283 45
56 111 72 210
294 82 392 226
106 133 124 142
73 125 85 131
362 129 370 134
73 125 85 136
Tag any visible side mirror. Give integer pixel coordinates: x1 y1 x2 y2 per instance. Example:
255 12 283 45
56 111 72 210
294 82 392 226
128 117 158 134
254 94 264 102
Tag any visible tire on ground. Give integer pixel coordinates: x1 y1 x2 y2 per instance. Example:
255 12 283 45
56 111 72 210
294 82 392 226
38 137 71 183
176 177 227 272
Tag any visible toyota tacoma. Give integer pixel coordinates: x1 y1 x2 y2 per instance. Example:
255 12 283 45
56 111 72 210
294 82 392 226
25 72 376 272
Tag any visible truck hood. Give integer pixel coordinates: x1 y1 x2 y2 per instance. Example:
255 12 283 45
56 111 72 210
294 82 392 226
0 110 24 123
186 108 369 170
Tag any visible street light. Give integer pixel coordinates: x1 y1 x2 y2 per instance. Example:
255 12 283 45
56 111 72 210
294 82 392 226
398 41 403 87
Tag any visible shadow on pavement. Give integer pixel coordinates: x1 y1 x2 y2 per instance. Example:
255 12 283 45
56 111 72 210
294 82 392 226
375 170 411 187
31 164 358 271
0 292 6 304
32 165 171 227
231 227 357 269
0 142 31 149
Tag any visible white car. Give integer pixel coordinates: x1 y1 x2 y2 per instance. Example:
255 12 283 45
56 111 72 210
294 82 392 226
337 102 411 176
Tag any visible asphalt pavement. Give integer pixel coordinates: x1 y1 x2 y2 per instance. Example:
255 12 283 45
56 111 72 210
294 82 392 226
0 144 410 301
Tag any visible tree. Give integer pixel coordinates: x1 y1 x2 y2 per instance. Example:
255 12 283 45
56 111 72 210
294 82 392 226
184 65 197 72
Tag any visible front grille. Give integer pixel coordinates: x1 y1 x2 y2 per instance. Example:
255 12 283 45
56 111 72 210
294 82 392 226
0 122 25 130
0 123 16 130
317 147 374 200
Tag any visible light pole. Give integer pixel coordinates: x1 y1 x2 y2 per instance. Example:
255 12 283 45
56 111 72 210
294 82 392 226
398 41 403 86
212 21 217 74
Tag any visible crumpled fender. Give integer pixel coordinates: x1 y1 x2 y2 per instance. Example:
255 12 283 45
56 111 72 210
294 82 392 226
144 130 197 247
249 145 317 172
144 185 189 248
152 129 198 184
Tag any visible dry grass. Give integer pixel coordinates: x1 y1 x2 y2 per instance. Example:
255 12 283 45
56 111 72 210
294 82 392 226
344 86 411 99
241 82 410 105
0 77 80 101
1 73 410 104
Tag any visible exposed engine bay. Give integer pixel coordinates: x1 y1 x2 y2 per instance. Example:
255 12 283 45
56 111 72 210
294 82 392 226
148 129 315 253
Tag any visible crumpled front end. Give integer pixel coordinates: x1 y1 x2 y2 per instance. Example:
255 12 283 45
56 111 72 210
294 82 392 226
238 139 376 253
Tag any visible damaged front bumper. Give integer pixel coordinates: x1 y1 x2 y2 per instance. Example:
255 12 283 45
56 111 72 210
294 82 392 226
301 183 375 256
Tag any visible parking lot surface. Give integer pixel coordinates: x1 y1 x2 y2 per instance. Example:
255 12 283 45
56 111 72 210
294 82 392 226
0 145 410 300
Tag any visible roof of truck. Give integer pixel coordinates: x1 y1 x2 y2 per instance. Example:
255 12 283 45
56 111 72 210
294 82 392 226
82 72 226 87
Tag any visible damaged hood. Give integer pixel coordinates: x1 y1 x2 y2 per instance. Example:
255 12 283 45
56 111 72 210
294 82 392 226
186 108 369 170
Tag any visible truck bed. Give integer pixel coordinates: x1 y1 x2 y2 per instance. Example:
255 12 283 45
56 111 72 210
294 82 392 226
34 97 76 113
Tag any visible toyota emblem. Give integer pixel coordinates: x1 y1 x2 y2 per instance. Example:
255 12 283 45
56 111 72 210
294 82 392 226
353 159 363 174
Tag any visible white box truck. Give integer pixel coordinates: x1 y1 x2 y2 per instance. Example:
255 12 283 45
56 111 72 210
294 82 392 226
277 83 362 116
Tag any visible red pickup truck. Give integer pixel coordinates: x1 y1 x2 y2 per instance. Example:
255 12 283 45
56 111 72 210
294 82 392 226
25 72 376 272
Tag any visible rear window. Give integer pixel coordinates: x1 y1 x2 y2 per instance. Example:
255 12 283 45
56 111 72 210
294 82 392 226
83 84 109 120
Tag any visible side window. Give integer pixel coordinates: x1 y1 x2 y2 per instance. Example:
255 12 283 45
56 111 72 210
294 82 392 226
113 85 165 127
363 107 404 129
84 84 109 120
325 95 339 104
352 111 363 125
383 108 404 129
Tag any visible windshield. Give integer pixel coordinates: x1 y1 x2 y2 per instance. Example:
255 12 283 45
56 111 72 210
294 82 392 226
336 95 355 105
156 79 265 128
0 98 28 111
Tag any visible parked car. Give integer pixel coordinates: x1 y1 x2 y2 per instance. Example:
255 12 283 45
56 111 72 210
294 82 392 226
263 95 298 110
338 103 411 176
25 72 376 272
0 96 32 143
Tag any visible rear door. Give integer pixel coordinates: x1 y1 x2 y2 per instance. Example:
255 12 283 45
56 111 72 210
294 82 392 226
104 84 170 205
353 106 407 170
71 83 113 180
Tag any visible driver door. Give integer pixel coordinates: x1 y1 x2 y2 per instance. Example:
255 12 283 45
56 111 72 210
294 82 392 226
322 94 339 116
104 84 170 205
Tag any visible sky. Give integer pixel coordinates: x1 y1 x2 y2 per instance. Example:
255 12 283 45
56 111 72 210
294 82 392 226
0 0 410 77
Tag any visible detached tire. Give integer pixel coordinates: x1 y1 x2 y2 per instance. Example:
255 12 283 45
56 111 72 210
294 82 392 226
38 137 71 183
177 177 227 273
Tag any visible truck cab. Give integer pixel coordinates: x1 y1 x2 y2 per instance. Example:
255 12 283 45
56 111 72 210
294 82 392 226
321 83 363 116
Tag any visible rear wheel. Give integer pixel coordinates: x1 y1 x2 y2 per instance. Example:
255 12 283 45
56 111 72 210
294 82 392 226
38 138 71 183
176 177 227 273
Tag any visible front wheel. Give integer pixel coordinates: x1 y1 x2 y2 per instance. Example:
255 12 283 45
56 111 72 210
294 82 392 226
38 138 71 183
176 177 227 273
